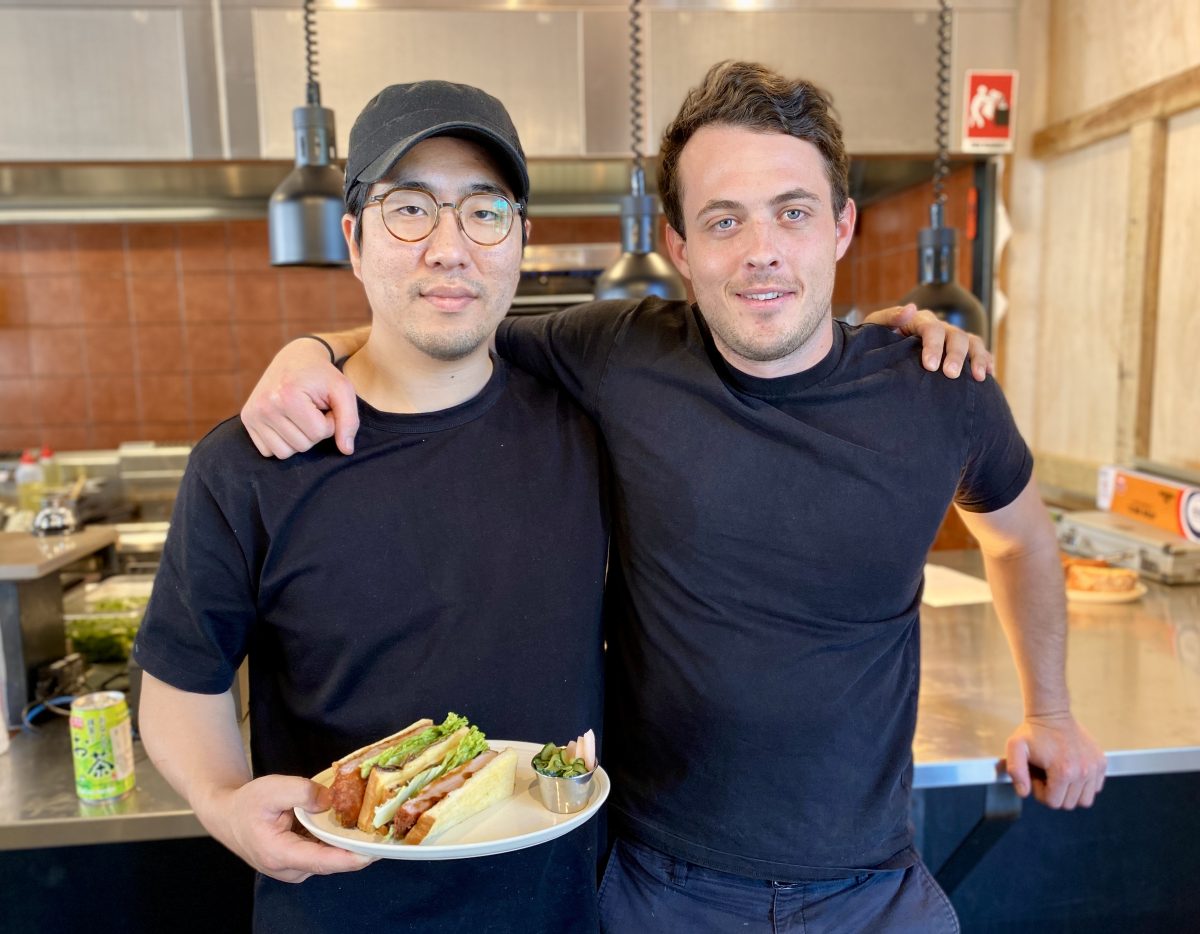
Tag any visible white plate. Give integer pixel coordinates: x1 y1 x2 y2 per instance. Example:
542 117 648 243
294 739 609 860
1066 582 1148 604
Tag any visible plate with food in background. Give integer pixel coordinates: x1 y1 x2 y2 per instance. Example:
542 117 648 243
294 715 609 860
1062 555 1147 604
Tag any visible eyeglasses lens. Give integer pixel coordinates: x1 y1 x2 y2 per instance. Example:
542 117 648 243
379 190 514 245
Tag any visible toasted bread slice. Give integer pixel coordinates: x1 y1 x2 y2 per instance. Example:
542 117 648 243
328 719 432 827
356 727 471 833
1066 564 1139 592
405 747 518 845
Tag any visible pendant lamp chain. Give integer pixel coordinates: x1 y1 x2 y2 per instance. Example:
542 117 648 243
593 0 687 301
629 0 644 171
932 0 951 220
267 0 349 267
304 0 322 107
898 0 989 341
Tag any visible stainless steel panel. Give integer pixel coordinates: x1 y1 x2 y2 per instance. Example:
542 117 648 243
0 156 963 223
253 8 585 158
913 552 1200 788
0 8 192 160
582 10 634 157
219 6 265 159
181 6 225 159
649 9 941 155
0 718 203 850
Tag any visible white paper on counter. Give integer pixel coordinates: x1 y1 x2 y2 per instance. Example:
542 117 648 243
921 563 994 607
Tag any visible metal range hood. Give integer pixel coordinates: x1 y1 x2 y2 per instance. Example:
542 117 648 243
0 157 968 226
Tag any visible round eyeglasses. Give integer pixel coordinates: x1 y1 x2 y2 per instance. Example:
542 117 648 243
366 188 522 246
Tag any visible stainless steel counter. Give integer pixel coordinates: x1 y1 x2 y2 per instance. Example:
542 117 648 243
0 721 201 850
1 551 1197 850
2 526 120 730
914 551 1200 787
0 527 117 580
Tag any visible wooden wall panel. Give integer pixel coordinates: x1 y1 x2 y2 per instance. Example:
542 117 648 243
1032 134 1130 463
1150 107 1200 469
1047 0 1200 125
1004 0 1052 441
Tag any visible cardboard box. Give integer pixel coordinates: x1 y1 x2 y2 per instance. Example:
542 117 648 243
1097 465 1200 543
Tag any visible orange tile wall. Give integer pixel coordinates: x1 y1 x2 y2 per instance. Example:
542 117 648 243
834 165 977 315
0 216 634 454
0 220 372 452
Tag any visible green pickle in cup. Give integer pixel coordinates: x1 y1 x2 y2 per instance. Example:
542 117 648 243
532 729 597 813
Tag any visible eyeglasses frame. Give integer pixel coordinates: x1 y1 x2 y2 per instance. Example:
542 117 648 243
365 186 525 246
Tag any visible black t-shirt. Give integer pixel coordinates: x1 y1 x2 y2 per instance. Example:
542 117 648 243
134 359 609 933
497 299 1032 881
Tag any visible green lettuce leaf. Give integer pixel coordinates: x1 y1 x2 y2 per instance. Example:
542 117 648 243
360 712 468 778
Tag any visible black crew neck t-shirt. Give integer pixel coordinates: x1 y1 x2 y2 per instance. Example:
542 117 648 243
497 299 1031 880
135 358 609 932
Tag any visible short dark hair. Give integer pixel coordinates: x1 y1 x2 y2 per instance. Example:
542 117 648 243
658 61 850 237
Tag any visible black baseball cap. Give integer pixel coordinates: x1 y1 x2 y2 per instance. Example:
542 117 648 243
344 80 529 207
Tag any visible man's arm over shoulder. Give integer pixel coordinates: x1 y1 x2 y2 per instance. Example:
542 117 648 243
863 303 993 380
496 298 641 417
240 328 369 458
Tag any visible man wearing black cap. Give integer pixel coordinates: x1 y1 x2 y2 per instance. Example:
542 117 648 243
135 82 608 932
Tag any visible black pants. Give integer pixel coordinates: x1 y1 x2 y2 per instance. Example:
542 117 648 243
598 838 959 934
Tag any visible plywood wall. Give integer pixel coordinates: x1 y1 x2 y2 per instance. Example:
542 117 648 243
1151 107 1200 469
1006 0 1200 493
1032 135 1129 464
1047 0 1200 124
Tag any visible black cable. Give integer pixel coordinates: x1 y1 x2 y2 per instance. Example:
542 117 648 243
933 0 952 213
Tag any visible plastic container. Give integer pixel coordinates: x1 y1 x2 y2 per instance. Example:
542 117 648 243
39 446 61 488
63 576 155 663
15 451 45 513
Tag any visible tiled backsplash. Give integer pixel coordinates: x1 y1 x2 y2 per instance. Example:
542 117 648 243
0 220 370 451
0 171 974 454
838 166 976 316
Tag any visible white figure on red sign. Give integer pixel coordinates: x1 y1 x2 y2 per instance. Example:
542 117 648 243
969 83 1009 129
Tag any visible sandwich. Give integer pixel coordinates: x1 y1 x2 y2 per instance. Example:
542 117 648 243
1060 553 1140 593
1064 562 1140 593
327 713 517 845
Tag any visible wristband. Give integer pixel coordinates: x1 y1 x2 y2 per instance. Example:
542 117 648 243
299 334 336 365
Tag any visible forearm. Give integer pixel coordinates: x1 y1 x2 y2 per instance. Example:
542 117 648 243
305 325 370 360
955 479 1072 717
138 673 250 825
979 533 1071 717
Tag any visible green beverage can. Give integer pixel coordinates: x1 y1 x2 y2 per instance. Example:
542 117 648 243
70 691 136 802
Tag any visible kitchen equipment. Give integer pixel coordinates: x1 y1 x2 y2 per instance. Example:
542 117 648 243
510 243 619 316
1056 510 1200 585
593 0 686 302
32 493 77 537
267 0 348 267
900 0 989 343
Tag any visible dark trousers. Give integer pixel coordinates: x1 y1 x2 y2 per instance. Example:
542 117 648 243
598 838 959 934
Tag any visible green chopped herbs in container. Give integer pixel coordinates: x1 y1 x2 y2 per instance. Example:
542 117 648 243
66 613 142 663
66 593 151 663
